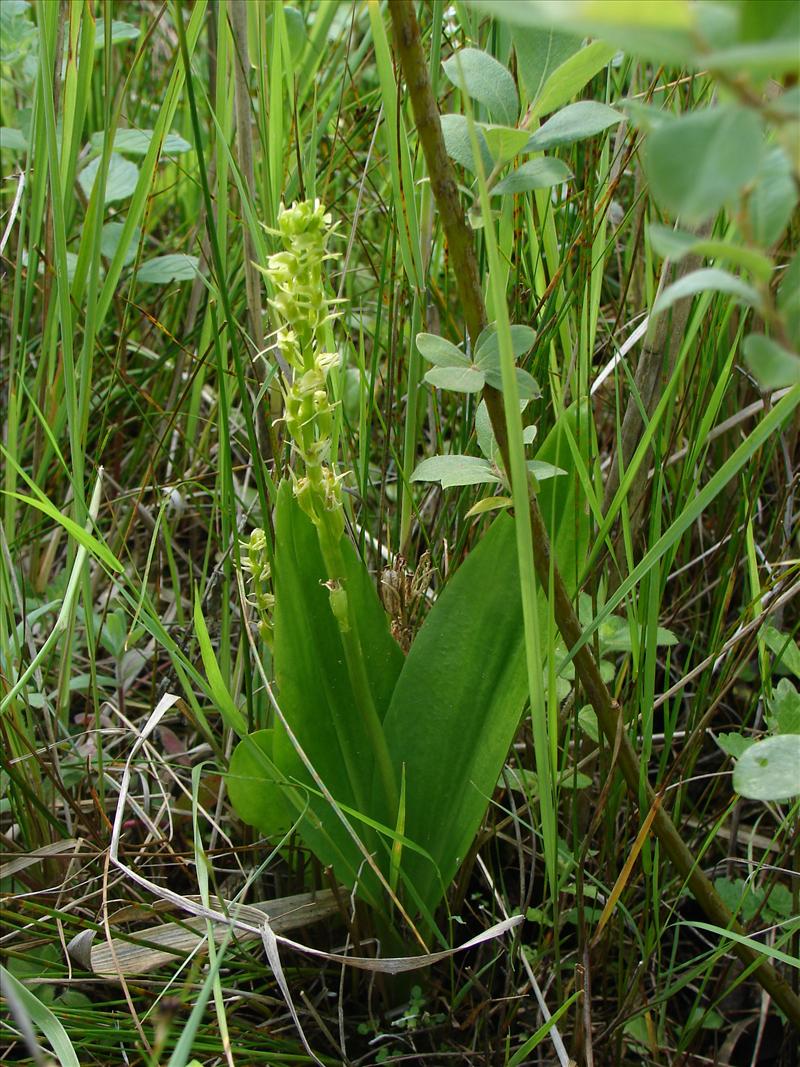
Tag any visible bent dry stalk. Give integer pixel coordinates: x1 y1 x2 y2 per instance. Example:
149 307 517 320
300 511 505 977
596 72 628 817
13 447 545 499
257 200 399 822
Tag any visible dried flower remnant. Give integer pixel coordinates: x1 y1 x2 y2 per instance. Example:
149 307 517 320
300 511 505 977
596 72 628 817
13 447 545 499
381 551 433 652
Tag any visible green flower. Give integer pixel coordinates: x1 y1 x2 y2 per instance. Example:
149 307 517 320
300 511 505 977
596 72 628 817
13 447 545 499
263 200 344 536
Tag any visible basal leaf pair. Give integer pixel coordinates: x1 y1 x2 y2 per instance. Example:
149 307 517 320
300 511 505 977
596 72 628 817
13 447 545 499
228 404 590 933
228 482 527 926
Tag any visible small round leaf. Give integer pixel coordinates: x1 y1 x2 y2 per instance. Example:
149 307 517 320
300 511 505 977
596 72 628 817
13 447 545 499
732 735 800 801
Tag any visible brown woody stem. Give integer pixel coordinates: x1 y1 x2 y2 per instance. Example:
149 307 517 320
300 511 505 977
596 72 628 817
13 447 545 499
387 0 800 1030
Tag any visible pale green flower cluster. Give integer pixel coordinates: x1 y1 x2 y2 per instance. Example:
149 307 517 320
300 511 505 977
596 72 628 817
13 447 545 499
264 199 344 540
240 527 274 645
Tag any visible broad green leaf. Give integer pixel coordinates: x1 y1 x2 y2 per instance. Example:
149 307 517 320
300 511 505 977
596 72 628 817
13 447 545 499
267 5 306 63
137 254 199 284
719 879 792 926
713 877 765 925
483 365 540 399
100 221 141 266
526 101 623 151
527 460 566 482
475 324 537 364
465 495 513 517
622 98 677 132
471 0 704 67
416 332 470 367
473 324 541 397
767 679 800 735
596 612 677 652
90 128 193 156
0 126 26 151
94 19 140 46
644 106 764 224
747 146 797 248
532 40 617 118
475 398 533 461
733 735 800 801
476 398 498 461
378 514 528 914
411 455 499 488
442 48 519 125
653 269 761 316
0 966 79 1067
763 626 800 679
715 733 754 759
511 25 581 104
481 124 531 162
704 41 800 78
227 730 292 836
424 365 485 393
648 224 773 282
575 0 693 26
740 0 799 42
0 1 36 63
578 706 599 742
78 153 139 203
440 113 493 174
743 334 800 389
270 483 404 896
493 157 572 196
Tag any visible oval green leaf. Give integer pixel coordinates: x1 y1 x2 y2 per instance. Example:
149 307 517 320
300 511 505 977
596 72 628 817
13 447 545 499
648 223 773 282
78 153 139 203
653 269 761 316
526 101 623 151
137 254 199 284
733 735 800 801
532 40 617 118
493 157 572 196
743 334 800 390
416 332 470 367
424 366 485 393
475 324 537 364
227 730 292 837
481 124 531 162
440 113 494 175
747 146 797 248
90 128 193 156
411 455 499 488
644 105 764 224
442 48 519 125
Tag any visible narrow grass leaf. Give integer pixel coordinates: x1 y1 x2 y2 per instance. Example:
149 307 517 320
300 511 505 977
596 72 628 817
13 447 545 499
0 965 79 1067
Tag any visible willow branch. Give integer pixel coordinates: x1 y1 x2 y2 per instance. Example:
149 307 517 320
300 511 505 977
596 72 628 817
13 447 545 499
387 0 800 1029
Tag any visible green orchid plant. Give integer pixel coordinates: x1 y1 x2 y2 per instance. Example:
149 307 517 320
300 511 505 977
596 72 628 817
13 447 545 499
227 200 588 941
